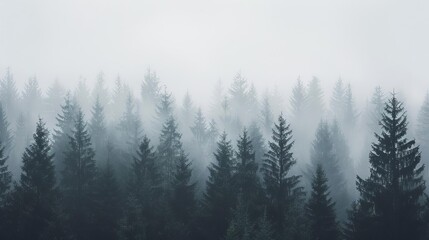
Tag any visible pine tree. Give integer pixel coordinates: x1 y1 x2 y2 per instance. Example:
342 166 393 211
202 132 236 240
191 108 208 143
141 68 161 106
262 114 303 238
248 122 266 173
61 109 97 240
290 77 307 118
343 84 358 129
306 164 339 240
225 196 253 240
0 68 19 122
44 79 66 127
368 86 385 133
93 158 121 240
118 94 142 162
92 72 110 110
90 96 107 166
416 92 429 178
261 94 274 136
180 91 196 132
0 141 11 206
12 119 59 240
253 212 274 240
330 78 345 119
0 103 12 156
207 119 219 145
74 79 91 115
110 76 130 122
356 93 426 240
21 77 43 126
158 116 183 188
309 121 349 219
169 150 196 240
234 128 261 217
52 93 77 177
156 89 174 127
306 76 325 119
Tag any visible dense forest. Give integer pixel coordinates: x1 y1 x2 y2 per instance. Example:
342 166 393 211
0 68 429 240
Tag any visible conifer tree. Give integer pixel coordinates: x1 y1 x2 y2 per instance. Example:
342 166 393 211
21 77 43 125
141 68 161 106
306 164 339 240
0 141 11 206
0 103 12 155
90 96 107 165
253 213 274 240
118 94 142 161
261 94 274 136
356 93 426 240
416 92 429 178
248 122 266 172
202 132 235 240
74 79 91 115
180 91 196 131
367 86 385 133
306 77 325 119
169 150 196 240
290 77 307 118
343 84 358 129
225 196 253 240
92 72 110 110
158 116 183 188
44 79 66 126
262 114 303 238
110 76 130 122
0 68 19 122
309 121 349 219
191 108 208 143
93 158 121 240
61 109 97 240
234 129 261 216
330 78 345 119
12 119 59 240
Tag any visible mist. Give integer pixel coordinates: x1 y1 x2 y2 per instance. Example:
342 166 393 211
1 1 429 240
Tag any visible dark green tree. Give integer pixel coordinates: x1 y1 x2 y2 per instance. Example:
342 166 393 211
61 109 97 240
306 164 339 240
262 114 303 238
202 132 236 240
11 119 59 240
225 196 253 240
356 93 426 240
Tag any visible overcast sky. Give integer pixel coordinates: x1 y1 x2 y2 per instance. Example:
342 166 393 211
1 0 428 112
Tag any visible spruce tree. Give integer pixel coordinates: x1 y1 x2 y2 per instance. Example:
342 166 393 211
330 78 345 119
180 91 196 132
0 103 12 156
91 72 110 110
0 140 11 237
169 150 196 240
202 132 235 240
262 114 303 238
74 79 91 115
356 93 426 240
90 96 107 166
191 108 208 143
93 159 121 240
248 122 266 173
309 121 349 219
158 116 183 188
261 94 274 136
52 93 77 176
290 77 307 118
61 109 97 240
306 164 339 240
225 196 253 240
118 94 142 162
0 68 19 122
12 119 59 240
44 79 66 126
21 77 43 128
416 92 429 178
253 212 274 240
306 77 325 119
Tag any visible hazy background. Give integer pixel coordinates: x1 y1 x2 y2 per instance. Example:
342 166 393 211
1 0 428 113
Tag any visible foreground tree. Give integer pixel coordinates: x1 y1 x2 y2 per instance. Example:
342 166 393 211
356 93 426 240
202 132 236 240
61 109 97 240
262 114 304 239
11 119 59 240
306 164 339 240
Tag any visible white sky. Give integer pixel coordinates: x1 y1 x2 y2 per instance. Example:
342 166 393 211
1 0 429 113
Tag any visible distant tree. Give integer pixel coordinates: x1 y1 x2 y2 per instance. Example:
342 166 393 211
61 109 97 240
306 76 325 119
207 119 219 146
156 89 174 127
416 92 429 178
248 122 266 172
356 93 426 240
169 150 196 240
21 76 43 125
260 94 274 136
0 68 19 122
90 96 107 166
0 141 11 206
309 121 349 219
343 84 358 129
44 79 66 126
74 79 91 115
229 73 249 115
11 119 59 240
52 94 77 177
92 72 110 110
0 103 12 156
262 114 304 238
330 78 345 118
367 86 385 133
118 94 142 161
109 76 130 122
202 132 236 240
191 108 208 143
93 158 121 240
210 79 224 118
158 116 183 188
141 68 161 106
290 77 307 118
306 164 339 240
180 91 196 133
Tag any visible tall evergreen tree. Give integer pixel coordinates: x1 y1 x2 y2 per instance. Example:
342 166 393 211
191 108 208 143
356 93 426 240
44 79 66 127
343 83 358 130
225 196 254 240
91 72 110 110
169 150 196 240
0 68 19 122
141 68 161 106
330 78 345 119
416 92 429 178
180 91 196 132
90 96 107 166
290 77 307 118
118 94 142 162
261 94 274 137
74 79 91 116
0 140 11 237
158 116 183 188
306 164 339 240
21 77 43 126
309 121 349 219
61 109 97 240
306 76 325 119
262 114 303 238
248 122 266 173
11 119 59 240
202 132 236 240
0 103 12 156
52 93 77 177
156 89 174 126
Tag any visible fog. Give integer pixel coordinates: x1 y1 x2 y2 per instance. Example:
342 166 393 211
1 1 429 240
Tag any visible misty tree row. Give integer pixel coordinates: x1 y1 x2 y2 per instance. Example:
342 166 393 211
0 68 428 240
